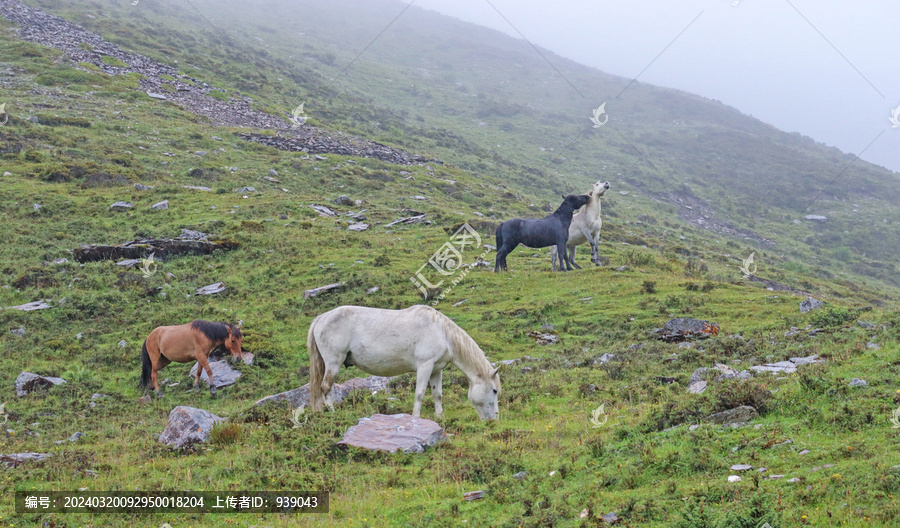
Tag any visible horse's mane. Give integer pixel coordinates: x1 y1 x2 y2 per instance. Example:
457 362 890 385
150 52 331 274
408 305 492 378
190 320 241 341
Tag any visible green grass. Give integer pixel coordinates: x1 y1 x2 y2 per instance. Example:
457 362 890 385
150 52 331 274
0 1 898 526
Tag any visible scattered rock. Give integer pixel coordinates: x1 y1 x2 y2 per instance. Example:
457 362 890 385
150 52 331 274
68 432 83 442
804 215 827 222
750 354 823 374
366 287 380 294
867 342 880 350
798 450 809 456
255 376 391 408
158 406 224 449
727 475 742 483
134 183 154 191
109 201 134 211
541 323 555 331
849 378 868 387
730 464 753 471
32 203 41 212
268 169 278 177
513 471 528 480
303 282 343 299
1 453 52 468
787 477 801 483
9 300 52 311
594 353 616 364
189 358 242 388
384 214 427 228
15 372 66 397
137 395 152 405
117 339 127 348
706 405 758 425
857 321 876 329
332 195 354 206
652 318 719 342
339 413 447 453
237 186 257 194
348 223 369 232
600 512 621 524
527 331 559 345
116 259 141 268
265 176 280 183
811 464 835 473
10 327 25 337
183 185 213 192
152 200 169 210
463 490 485 501
614 266 628 272
146 92 168 100
687 364 751 393
73 234 235 263
311 204 337 217
799 297 823 313
195 282 226 295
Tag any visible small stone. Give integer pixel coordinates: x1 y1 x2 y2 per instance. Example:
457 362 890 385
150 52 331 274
798 449 809 456
513 471 528 480
33 203 42 211
109 201 134 211
3 171 11 176
849 378 867 387
730 464 753 471
68 432 83 442
803 215 827 222
237 186 257 193
594 353 616 364
866 343 880 350
463 490 485 501
600 512 620 524
521 367 532 374
787 477 801 483
152 200 169 210
76 333 83 340
811 464 835 472
134 183 154 191
146 92 168 100
195 282 226 295
727 475 742 483
268 169 278 176
10 327 25 337
688 424 700 431
332 195 354 206
366 287 380 294
615 266 628 272
118 340 127 348
138 395 152 404
541 323 555 331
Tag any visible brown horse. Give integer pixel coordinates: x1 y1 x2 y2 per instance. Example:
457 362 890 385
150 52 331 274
139 320 243 397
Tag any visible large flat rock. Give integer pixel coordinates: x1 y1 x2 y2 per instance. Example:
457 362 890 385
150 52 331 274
15 372 66 397
158 406 224 449
189 359 242 387
339 413 447 453
1 453 52 468
254 376 391 408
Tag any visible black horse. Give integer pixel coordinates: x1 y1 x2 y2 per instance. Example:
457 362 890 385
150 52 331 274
495 194 591 272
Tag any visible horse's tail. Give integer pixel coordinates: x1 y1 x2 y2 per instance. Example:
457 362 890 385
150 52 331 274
308 316 326 412
139 339 151 389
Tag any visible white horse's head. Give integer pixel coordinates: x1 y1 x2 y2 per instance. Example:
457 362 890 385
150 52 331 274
469 365 502 420
589 180 611 197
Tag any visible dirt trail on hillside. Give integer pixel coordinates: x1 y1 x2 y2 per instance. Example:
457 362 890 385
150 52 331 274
0 0 430 165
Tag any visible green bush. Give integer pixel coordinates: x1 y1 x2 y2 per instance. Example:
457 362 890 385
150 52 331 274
809 307 855 328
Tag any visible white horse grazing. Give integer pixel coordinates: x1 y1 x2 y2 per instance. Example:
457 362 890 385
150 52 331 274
308 305 502 420
551 180 610 271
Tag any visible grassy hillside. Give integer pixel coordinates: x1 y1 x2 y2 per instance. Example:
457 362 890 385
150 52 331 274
1 0 899 526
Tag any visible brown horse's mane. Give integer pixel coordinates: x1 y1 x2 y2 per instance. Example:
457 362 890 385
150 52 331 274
190 320 241 341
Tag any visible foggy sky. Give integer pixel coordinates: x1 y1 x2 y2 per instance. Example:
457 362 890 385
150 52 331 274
415 0 900 174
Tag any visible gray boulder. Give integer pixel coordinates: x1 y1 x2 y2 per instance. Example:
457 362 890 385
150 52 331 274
189 359 242 388
158 406 224 449
652 318 719 342
706 405 758 425
152 200 169 210
339 413 447 453
109 201 134 211
332 195 354 206
800 297 823 313
1 452 52 468
16 372 67 397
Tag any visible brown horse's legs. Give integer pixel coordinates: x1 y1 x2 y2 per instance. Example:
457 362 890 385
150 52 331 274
195 347 216 397
152 356 171 397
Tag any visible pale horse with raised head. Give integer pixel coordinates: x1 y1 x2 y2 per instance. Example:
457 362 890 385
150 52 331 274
307 305 502 420
551 180 610 271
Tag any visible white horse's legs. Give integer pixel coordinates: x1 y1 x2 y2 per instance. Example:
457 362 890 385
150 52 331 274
413 362 436 418
429 370 443 418
320 361 342 412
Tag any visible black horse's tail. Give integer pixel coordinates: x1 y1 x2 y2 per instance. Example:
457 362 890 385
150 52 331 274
139 339 151 389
